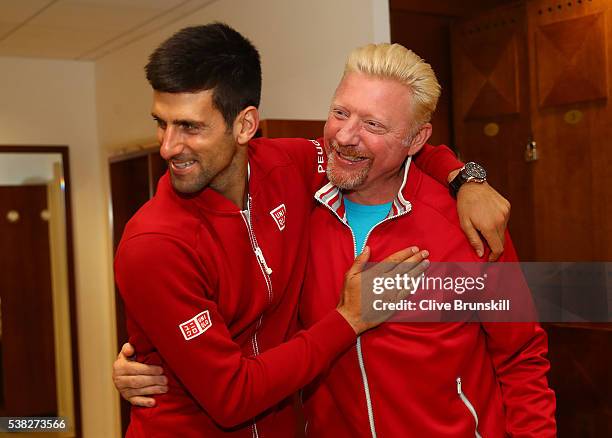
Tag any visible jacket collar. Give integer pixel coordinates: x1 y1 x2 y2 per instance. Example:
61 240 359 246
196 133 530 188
314 156 414 222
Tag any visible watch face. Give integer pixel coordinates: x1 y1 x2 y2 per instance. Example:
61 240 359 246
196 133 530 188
463 162 487 180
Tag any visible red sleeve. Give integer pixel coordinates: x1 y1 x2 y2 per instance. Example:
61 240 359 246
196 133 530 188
413 143 464 185
481 323 556 437
115 234 356 428
481 238 557 437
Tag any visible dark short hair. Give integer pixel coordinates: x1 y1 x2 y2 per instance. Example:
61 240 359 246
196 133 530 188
145 23 261 128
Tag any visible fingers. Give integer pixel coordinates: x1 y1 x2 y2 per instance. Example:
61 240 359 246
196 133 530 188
124 395 158 408
365 247 428 278
498 194 511 226
395 265 430 299
114 360 165 378
407 254 430 277
377 246 420 273
113 343 168 410
390 253 430 300
456 180 511 261
114 374 168 390
460 218 484 258
368 250 429 304
121 384 168 399
345 246 371 277
484 228 505 262
388 249 429 274
119 342 135 359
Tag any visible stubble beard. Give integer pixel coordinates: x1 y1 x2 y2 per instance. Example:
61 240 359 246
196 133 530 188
326 150 372 191
169 164 214 194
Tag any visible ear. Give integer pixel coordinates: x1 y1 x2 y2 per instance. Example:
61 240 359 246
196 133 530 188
233 106 260 145
406 123 433 155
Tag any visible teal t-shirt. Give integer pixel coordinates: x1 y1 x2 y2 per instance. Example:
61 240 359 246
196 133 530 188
344 197 392 256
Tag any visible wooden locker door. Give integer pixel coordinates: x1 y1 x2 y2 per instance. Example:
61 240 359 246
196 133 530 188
0 185 57 416
527 2 612 437
527 0 612 261
451 3 536 260
454 3 611 436
110 154 154 437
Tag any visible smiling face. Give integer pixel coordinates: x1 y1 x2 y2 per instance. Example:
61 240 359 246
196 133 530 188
324 72 429 203
152 90 239 194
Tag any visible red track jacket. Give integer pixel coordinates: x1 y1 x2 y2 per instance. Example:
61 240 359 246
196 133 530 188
300 160 557 438
115 137 463 437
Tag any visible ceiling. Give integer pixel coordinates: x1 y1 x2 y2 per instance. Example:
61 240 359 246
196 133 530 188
0 0 216 61
0 0 518 62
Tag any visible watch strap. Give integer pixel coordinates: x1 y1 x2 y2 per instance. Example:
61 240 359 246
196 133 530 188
449 169 465 198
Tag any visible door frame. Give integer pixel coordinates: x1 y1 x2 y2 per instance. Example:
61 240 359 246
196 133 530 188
0 145 81 436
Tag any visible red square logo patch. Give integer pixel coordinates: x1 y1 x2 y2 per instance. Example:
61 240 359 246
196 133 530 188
179 310 212 341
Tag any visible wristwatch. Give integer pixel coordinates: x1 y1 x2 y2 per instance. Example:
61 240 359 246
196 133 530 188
449 162 487 198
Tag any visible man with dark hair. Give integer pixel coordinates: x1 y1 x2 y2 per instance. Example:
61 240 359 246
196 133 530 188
114 23 512 437
146 23 262 133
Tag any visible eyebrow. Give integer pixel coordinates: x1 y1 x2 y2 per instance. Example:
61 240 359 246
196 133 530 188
151 113 206 129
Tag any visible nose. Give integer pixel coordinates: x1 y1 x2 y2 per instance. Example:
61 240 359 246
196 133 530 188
159 126 182 161
335 117 360 146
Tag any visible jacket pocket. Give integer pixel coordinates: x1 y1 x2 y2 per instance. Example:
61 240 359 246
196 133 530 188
456 377 482 438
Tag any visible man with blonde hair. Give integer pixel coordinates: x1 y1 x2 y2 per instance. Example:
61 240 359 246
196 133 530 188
300 43 556 437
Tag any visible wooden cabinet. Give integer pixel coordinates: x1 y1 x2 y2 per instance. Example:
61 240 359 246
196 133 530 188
451 1 612 435
451 0 612 262
257 119 325 139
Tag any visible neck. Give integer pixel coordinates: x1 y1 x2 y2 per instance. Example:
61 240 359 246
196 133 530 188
209 146 249 209
344 171 403 205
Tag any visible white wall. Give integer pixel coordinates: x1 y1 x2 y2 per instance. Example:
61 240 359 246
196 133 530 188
0 56 119 438
0 153 60 185
96 0 390 151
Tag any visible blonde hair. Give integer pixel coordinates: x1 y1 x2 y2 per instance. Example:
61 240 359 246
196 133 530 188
344 43 440 131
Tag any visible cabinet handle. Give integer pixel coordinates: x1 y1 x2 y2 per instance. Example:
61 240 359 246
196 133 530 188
6 210 20 223
525 140 538 162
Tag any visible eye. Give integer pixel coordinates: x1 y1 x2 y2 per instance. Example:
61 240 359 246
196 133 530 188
364 120 386 134
179 122 200 134
331 108 348 119
152 117 166 130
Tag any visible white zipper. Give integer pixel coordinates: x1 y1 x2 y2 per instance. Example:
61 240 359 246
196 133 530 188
240 195 273 438
356 337 378 438
241 196 273 301
314 196 412 438
357 208 411 255
254 247 273 275
355 212 411 438
251 422 259 438
457 377 482 438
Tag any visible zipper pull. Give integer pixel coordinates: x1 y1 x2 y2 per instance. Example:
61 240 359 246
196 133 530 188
255 247 273 275
456 377 462 395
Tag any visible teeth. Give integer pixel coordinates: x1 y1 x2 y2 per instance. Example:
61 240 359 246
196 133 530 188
173 160 195 169
338 152 365 162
